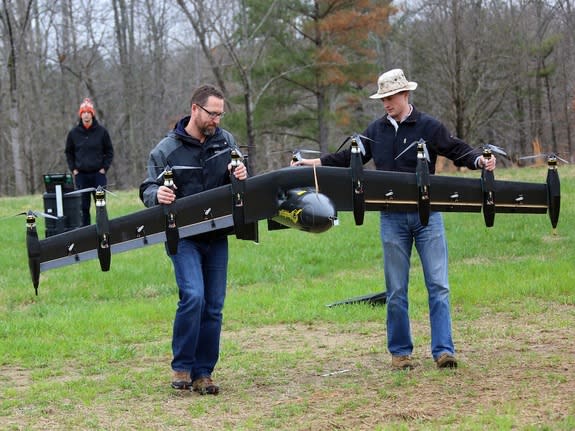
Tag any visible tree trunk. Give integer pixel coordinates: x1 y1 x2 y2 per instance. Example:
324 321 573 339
2 0 33 195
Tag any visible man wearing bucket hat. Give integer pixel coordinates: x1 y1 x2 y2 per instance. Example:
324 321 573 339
293 68 496 370
65 98 114 226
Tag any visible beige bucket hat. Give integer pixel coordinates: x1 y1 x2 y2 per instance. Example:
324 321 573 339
369 69 418 99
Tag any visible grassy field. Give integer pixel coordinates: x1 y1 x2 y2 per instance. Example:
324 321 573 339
1 166 574 430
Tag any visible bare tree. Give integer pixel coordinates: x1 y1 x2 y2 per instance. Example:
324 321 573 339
402 1 513 145
175 0 282 173
1 0 34 195
175 0 230 94
111 0 139 183
557 0 575 160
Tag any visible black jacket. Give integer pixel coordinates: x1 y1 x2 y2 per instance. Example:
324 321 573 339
321 106 481 173
65 118 114 173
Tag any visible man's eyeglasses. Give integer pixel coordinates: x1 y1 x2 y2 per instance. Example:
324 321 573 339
197 104 225 119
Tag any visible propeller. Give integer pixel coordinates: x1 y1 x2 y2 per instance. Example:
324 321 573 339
203 146 247 164
395 138 430 162
271 149 321 163
65 186 117 197
454 143 510 162
335 133 374 155
519 153 569 165
14 210 59 220
483 143 509 159
290 149 321 163
154 165 202 181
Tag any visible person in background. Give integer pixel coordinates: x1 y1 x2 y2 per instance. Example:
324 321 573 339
139 84 247 395
65 98 114 226
292 68 496 370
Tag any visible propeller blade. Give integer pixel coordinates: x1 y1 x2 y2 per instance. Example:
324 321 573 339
335 133 373 153
394 140 418 161
485 144 509 158
205 148 231 162
65 186 117 197
65 187 95 196
396 139 429 162
520 153 569 164
155 165 202 180
16 210 59 220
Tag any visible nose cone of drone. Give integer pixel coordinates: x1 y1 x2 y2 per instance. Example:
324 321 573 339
298 192 338 233
275 188 338 233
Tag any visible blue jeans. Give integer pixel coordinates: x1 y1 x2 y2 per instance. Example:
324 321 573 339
169 236 228 380
380 211 454 360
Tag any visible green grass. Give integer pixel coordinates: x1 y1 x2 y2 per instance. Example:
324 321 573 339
0 165 574 430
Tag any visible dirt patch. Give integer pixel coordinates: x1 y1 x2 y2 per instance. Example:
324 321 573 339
214 311 574 429
1 304 574 430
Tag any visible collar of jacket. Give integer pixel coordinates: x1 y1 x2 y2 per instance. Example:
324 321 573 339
383 106 420 127
77 117 100 128
172 115 221 145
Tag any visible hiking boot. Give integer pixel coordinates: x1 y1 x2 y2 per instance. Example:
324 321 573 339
436 353 458 369
391 355 413 370
171 370 192 390
192 376 219 395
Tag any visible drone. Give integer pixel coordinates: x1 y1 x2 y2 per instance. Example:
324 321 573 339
23 136 561 296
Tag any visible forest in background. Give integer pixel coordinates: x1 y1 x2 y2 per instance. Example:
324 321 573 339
1 0 574 196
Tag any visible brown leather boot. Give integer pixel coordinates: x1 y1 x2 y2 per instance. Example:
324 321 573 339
192 376 219 395
171 370 192 389
436 353 458 369
391 355 413 370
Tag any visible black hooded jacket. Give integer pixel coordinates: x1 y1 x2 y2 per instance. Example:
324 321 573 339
65 118 114 173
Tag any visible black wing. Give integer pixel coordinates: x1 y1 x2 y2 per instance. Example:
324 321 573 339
27 166 557 291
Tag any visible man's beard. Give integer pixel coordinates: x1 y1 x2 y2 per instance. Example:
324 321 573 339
200 125 216 137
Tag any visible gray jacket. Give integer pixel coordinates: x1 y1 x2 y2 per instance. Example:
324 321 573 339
139 115 238 208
